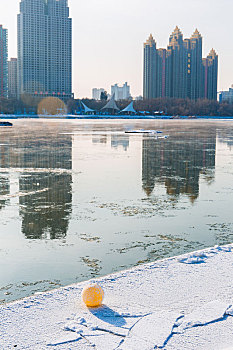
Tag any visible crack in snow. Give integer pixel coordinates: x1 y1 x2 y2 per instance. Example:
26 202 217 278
117 311 182 349
61 300 233 349
114 314 149 350
79 333 97 348
47 335 82 346
91 326 126 337
175 301 231 332
156 315 185 349
161 301 233 349
226 305 233 316
64 310 148 349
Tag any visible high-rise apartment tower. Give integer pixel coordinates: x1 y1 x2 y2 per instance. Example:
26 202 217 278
17 0 72 101
111 82 131 101
143 34 157 99
143 28 218 101
202 49 218 100
92 88 105 100
8 58 18 99
0 25 8 98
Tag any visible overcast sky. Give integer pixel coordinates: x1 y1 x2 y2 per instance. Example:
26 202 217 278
1 0 232 98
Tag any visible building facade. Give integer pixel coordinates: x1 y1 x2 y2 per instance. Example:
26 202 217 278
202 49 218 100
92 88 105 100
111 82 131 101
143 34 157 99
17 0 72 101
219 86 233 104
143 28 218 101
0 25 8 98
8 58 18 99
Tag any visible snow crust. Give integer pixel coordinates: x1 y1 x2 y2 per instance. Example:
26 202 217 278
175 300 230 332
1 244 233 349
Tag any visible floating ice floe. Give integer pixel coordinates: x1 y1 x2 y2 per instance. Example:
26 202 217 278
125 129 163 134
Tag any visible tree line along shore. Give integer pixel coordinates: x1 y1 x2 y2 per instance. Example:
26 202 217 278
1 96 233 116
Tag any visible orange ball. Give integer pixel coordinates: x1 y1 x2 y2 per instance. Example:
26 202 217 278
82 284 104 307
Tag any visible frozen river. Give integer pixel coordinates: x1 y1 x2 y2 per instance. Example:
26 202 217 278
0 119 232 303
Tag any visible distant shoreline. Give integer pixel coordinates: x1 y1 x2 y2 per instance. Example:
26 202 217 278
1 115 233 120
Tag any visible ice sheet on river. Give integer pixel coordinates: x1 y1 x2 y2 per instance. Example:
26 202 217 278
1 244 233 349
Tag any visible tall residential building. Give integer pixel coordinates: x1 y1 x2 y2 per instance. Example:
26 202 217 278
17 0 73 101
143 34 157 99
111 82 131 101
143 28 218 101
0 25 8 98
202 49 218 100
167 26 186 99
189 29 203 100
219 86 233 104
92 88 105 100
8 58 18 99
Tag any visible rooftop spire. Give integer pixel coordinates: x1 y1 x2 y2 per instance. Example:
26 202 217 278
173 26 182 34
208 48 217 57
191 28 202 39
144 34 156 48
169 26 183 46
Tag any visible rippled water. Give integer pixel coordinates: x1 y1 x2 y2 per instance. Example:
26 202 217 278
0 119 233 303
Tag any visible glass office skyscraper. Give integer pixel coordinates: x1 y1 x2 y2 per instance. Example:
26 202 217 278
18 0 72 101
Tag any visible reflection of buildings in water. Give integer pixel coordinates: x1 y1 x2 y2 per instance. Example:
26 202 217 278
19 172 72 239
111 135 129 151
0 132 73 239
92 135 107 144
0 134 72 170
0 143 10 168
142 132 216 200
0 143 11 210
0 175 9 210
18 134 73 239
217 132 233 150
16 136 72 170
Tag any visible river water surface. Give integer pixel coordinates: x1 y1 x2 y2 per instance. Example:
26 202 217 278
0 119 233 303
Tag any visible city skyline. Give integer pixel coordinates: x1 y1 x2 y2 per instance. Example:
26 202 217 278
143 28 218 100
0 0 233 98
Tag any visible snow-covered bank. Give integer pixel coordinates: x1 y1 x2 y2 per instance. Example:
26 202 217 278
1 245 233 349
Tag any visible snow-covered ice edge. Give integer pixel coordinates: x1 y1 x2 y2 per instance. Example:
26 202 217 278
1 244 233 349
